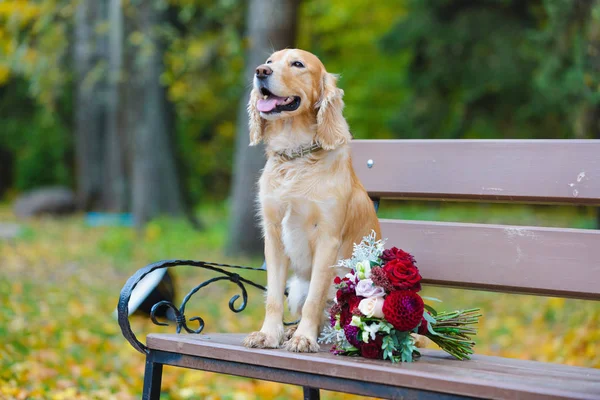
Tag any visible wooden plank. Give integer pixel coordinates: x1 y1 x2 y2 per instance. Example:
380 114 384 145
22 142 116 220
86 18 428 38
379 219 600 300
147 333 600 400
351 140 600 205
150 351 463 399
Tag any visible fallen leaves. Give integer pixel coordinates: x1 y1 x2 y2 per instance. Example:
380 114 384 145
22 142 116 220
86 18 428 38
0 205 598 400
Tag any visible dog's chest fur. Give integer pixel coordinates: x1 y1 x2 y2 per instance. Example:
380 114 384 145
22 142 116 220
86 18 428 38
259 152 347 279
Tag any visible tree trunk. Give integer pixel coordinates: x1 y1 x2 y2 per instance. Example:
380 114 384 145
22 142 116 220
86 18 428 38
131 0 184 227
104 0 128 212
227 0 301 256
73 0 107 210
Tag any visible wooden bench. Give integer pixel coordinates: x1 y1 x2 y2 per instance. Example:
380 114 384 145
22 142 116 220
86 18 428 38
118 139 600 399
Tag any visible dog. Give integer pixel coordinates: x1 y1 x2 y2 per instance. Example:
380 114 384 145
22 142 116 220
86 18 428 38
242 49 382 353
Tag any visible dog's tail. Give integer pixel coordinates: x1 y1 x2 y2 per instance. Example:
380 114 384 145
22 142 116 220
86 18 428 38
286 275 310 316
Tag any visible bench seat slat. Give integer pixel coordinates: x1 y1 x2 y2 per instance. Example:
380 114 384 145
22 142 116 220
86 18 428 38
351 140 600 205
380 219 600 300
147 333 600 400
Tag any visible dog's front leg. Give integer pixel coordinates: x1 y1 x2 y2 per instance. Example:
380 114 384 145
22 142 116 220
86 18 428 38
283 238 339 352
243 228 289 349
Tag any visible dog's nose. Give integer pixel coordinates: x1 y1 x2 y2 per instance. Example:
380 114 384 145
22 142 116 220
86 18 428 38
255 64 273 80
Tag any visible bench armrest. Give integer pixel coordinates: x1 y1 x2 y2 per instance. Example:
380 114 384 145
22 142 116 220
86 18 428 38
117 259 268 354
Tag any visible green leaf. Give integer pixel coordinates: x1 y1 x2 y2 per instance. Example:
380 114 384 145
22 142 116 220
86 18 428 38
423 310 437 324
422 296 442 303
423 303 438 316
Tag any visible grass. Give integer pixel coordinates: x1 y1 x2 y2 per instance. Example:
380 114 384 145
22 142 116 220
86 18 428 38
0 201 599 399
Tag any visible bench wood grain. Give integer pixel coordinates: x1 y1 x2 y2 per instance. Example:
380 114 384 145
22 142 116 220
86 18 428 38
380 219 600 299
147 333 600 400
352 140 600 205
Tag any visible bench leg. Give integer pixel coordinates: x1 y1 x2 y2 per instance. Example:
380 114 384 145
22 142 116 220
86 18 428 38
303 386 320 400
143 352 163 400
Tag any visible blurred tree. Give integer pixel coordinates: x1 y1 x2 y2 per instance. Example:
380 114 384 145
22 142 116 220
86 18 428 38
74 0 107 209
130 0 184 226
105 0 128 211
72 0 186 225
227 0 301 256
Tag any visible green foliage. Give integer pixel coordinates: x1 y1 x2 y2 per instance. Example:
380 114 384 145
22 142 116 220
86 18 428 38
298 0 410 138
382 330 418 363
0 79 71 192
381 0 600 139
0 1 73 194
0 204 598 398
162 0 246 201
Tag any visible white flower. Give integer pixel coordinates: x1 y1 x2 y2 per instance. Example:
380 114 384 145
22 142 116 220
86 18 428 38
350 315 363 328
362 322 382 342
355 260 372 279
362 330 370 343
358 296 385 319
355 279 385 298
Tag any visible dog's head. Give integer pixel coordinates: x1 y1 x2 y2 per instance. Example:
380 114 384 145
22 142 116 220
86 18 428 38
248 49 349 150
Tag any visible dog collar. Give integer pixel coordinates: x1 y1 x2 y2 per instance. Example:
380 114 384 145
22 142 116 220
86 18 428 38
276 142 323 161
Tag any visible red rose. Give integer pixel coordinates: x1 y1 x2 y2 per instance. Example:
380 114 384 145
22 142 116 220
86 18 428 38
382 291 424 331
381 247 416 263
334 276 342 285
382 259 422 291
360 335 383 359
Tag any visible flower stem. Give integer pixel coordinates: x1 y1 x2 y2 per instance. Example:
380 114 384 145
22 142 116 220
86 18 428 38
425 308 482 360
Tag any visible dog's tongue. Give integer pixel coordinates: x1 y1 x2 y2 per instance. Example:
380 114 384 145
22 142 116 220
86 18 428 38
257 95 288 112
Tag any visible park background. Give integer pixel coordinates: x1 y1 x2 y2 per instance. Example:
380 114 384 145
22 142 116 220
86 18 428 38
1 0 599 399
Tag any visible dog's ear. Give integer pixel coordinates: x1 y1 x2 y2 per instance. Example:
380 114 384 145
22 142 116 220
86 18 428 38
248 88 265 146
315 73 351 150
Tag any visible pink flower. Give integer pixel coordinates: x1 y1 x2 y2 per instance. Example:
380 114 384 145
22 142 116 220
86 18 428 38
355 279 385 298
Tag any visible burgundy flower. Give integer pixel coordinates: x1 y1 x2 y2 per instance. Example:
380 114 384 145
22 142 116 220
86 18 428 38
343 324 361 348
381 247 416 264
329 303 342 327
360 335 384 359
370 266 394 292
417 312 432 335
382 259 422 291
340 304 352 328
347 295 363 315
382 291 424 332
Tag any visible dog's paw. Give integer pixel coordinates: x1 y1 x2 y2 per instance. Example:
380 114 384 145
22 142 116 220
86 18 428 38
284 326 297 341
243 331 281 349
411 333 429 348
283 335 320 353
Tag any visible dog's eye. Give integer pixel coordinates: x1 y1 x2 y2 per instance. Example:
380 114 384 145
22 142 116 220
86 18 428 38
266 60 272 64
291 61 305 68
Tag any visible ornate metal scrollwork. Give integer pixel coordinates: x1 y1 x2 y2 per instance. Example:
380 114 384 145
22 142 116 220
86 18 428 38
118 259 273 354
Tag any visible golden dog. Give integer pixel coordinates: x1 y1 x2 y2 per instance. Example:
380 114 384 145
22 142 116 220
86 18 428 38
242 49 381 352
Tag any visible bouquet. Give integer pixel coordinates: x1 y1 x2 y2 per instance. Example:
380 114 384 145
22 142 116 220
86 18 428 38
319 231 481 363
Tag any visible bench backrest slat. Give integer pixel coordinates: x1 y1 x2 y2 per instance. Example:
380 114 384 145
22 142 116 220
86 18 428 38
380 219 600 300
352 140 600 205
350 139 600 299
